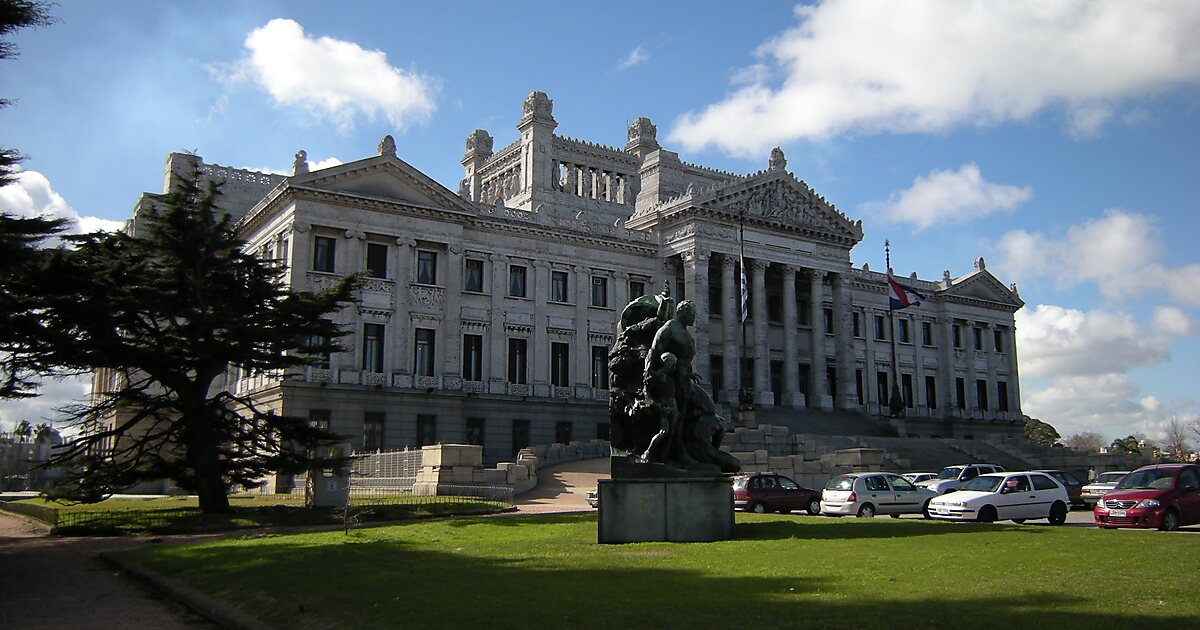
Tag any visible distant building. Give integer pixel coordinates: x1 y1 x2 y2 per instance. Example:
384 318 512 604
103 91 1024 466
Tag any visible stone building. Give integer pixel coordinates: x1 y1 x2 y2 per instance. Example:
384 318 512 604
117 91 1025 465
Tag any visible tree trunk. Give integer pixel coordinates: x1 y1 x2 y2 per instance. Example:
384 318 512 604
183 399 230 514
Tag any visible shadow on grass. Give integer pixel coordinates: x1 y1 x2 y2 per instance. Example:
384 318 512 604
130 533 1195 630
734 517 1043 540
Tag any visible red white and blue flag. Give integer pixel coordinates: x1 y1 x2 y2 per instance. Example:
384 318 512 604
740 254 750 323
887 273 924 310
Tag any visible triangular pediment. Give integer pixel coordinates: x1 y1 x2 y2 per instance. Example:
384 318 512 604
940 270 1024 310
290 155 475 214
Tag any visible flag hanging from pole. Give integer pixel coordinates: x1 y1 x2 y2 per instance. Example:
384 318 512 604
739 255 750 323
887 272 924 310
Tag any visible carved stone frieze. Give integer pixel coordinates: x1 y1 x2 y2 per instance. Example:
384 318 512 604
409 285 445 309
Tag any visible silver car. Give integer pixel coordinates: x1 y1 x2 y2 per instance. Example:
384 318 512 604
821 472 939 518
1080 471 1129 507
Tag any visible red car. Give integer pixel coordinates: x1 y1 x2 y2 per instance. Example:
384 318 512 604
733 473 822 515
1094 463 1200 531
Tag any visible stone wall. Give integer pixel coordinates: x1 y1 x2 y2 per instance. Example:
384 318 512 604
412 439 609 498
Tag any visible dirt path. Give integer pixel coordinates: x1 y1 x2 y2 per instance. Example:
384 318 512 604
511 457 608 514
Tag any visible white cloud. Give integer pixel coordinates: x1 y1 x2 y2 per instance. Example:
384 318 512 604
0 169 124 233
0 374 91 433
997 209 1200 305
1022 374 1161 438
861 164 1031 230
231 19 438 132
668 0 1200 156
617 46 649 70
241 156 344 176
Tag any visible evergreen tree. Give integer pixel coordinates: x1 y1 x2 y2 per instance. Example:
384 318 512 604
43 172 359 512
1023 415 1061 447
1109 435 1141 456
0 213 70 398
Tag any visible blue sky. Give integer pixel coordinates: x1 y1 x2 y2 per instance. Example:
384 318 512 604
2 1 1198 444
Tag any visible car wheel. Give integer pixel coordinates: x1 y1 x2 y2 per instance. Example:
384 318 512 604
977 505 997 523
1012 519 1026 524
1048 502 1067 526
807 499 821 516
1159 509 1180 532
921 500 932 520
857 503 876 518
751 502 767 514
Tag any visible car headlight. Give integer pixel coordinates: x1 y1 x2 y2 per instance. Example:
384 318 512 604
938 501 964 508
1136 499 1161 509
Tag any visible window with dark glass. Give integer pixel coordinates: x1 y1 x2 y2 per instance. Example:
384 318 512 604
464 259 484 292
511 419 530 456
976 379 989 411
591 346 608 388
507 338 527 384
925 376 937 409
417 250 438 285
994 329 1004 353
852 312 861 337
555 421 573 445
550 342 570 387
902 373 914 408
596 422 610 441
509 265 527 297
308 409 331 431
366 243 388 279
798 298 810 326
855 369 864 404
874 315 887 341
313 236 336 273
551 270 569 302
876 371 888 404
363 412 385 450
823 307 834 333
629 280 645 299
414 328 435 377
767 293 782 323
708 285 722 317
308 325 331 369
898 319 910 344
973 327 984 351
997 381 1009 412
591 276 608 307
466 417 485 447
955 377 966 409
922 321 935 346
416 414 437 446
953 324 963 348
362 324 385 372
462 334 483 381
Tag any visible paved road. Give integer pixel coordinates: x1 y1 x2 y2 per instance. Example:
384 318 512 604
510 457 608 514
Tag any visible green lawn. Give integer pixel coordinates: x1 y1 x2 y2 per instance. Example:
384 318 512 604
124 513 1200 629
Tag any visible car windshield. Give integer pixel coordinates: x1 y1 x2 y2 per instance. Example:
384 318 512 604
961 475 1004 493
732 477 749 490
1095 472 1126 484
937 467 964 480
825 476 855 491
1116 469 1176 490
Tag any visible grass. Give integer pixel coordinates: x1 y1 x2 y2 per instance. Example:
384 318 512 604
7 494 508 535
123 512 1200 629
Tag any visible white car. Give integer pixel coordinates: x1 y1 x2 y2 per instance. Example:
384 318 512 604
821 472 939 519
901 472 937 485
926 471 1070 525
1079 471 1129 507
917 464 1006 495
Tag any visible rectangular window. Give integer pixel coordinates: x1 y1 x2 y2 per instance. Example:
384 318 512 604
976 379 989 410
507 338 527 384
852 312 861 338
362 324 385 372
629 280 645 299
925 376 937 410
823 307 834 333
551 270 569 302
922 322 934 347
363 412 385 450
855 369 864 405
708 285 722 317
417 250 438 285
511 419 530 456
898 319 911 344
826 365 837 401
955 377 966 409
550 342 570 387
308 409 331 431
596 422 610 441
308 328 331 370
953 324 963 349
997 381 1009 412
365 243 388 279
767 293 782 323
416 414 437 446
902 373 914 408
591 276 608 307
591 345 609 389
555 421 573 445
973 327 983 351
508 265 527 297
462 334 483 381
994 329 1004 353
313 236 336 273
876 371 889 404
798 298 810 326
466 417 485 447
874 315 887 341
414 328 435 377
464 259 484 292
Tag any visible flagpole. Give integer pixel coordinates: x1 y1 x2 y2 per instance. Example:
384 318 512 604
886 240 905 418
738 208 750 422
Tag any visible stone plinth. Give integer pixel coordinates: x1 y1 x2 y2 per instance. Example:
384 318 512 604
597 477 734 544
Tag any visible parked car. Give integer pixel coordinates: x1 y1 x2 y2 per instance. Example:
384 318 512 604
733 473 822 515
926 471 1070 524
917 464 1007 495
586 490 599 509
1080 471 1130 507
821 472 939 518
901 472 937 485
1037 469 1085 507
1094 463 1200 531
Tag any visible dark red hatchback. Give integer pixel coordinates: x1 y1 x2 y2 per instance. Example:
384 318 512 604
732 473 821 515
1094 463 1200 531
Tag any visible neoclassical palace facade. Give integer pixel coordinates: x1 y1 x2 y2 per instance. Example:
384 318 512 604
123 91 1024 464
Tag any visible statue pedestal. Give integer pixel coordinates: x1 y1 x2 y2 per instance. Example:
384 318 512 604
597 476 734 544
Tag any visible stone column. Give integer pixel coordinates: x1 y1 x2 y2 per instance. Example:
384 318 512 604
965 322 979 417
614 271 630 313
720 255 740 404
832 272 855 411
912 316 927 415
442 245 464 383
780 264 804 407
682 249 711 395
808 270 831 409
751 259 772 407
575 264 593 393
394 238 417 386
979 322 993 418
532 260 551 396
487 253 507 394
1007 325 1022 418
936 313 955 417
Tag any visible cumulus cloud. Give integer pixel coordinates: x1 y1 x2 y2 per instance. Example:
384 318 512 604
230 19 438 132
861 164 1031 230
1021 373 1164 438
618 46 649 70
668 0 1200 156
0 374 91 434
997 209 1200 305
0 169 124 233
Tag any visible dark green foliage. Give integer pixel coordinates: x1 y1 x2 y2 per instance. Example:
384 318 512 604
41 172 359 513
0 213 70 398
1110 435 1141 456
1023 414 1061 447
